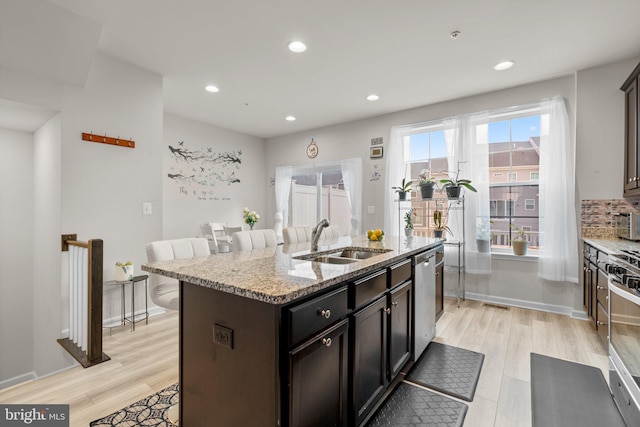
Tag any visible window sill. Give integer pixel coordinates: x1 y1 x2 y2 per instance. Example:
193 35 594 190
490 250 539 262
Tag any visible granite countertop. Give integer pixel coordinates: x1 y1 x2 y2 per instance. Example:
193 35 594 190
583 237 640 254
141 235 443 305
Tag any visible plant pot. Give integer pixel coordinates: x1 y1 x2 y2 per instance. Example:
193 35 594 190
476 239 491 253
433 230 444 238
445 186 461 199
512 240 528 256
419 183 434 199
397 191 407 200
115 264 134 282
405 228 413 237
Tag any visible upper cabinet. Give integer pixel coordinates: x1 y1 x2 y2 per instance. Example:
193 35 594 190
622 62 640 197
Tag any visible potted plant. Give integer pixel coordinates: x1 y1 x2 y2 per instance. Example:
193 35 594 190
416 169 436 199
439 168 477 199
476 218 493 253
404 209 416 237
510 224 530 256
432 210 451 239
392 178 413 200
115 260 134 282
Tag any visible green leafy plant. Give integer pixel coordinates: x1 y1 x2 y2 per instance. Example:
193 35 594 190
418 169 435 186
433 210 452 235
439 166 477 192
404 209 416 229
115 260 132 268
509 224 530 242
392 178 413 193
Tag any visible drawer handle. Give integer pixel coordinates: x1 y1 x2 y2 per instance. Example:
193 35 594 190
318 309 331 319
435 272 440 276
391 301 399 307
384 308 391 314
597 286 606 290
597 321 607 326
321 337 332 347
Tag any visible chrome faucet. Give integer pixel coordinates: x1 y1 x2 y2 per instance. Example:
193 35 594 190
311 219 330 251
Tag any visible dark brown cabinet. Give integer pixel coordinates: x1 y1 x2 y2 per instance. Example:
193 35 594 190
622 62 640 197
351 296 387 425
289 319 349 427
435 258 444 320
581 241 610 349
388 280 412 380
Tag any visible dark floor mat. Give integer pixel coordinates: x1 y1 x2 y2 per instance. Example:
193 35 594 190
366 382 468 427
531 353 626 427
405 342 484 402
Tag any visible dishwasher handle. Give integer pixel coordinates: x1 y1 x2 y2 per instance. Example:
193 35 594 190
414 251 435 265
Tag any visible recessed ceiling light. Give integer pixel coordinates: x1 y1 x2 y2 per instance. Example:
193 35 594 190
366 94 380 101
288 41 307 53
285 116 296 121
494 61 515 71
205 85 219 93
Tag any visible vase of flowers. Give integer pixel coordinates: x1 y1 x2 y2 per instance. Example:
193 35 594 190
243 207 259 230
115 261 134 282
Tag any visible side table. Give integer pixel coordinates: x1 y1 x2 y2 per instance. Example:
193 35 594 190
104 274 149 332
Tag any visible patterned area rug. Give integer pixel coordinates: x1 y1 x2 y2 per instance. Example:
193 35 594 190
90 383 179 426
405 342 484 402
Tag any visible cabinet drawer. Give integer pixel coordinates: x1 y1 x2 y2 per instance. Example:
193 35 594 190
287 286 348 347
388 259 411 289
351 270 387 310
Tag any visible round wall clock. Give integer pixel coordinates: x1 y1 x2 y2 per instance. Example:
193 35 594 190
306 138 318 159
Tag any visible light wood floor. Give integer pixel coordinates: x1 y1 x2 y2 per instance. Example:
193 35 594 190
0 298 608 426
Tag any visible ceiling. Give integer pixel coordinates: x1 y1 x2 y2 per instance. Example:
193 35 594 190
5 0 640 138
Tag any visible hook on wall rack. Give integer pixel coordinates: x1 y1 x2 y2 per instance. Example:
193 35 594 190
82 132 135 148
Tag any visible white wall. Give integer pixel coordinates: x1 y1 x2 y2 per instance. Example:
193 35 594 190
0 128 35 387
576 57 639 200
266 74 581 314
0 53 165 384
163 113 266 239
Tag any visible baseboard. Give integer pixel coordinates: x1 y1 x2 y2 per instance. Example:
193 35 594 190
61 306 167 335
445 290 587 319
0 372 36 391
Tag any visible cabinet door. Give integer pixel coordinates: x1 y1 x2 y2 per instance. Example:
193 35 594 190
389 280 412 381
289 319 349 427
435 262 444 320
624 78 638 194
583 256 590 314
351 296 387 426
590 261 598 325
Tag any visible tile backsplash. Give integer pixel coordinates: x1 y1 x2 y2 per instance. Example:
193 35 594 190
581 199 640 238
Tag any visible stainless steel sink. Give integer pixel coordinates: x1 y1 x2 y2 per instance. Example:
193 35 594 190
293 247 392 264
307 255 358 264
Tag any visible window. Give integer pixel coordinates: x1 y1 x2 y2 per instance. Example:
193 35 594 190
488 114 540 252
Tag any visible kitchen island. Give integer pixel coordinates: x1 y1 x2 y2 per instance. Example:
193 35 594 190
142 235 443 426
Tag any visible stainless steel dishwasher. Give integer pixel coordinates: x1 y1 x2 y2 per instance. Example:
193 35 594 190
413 249 436 360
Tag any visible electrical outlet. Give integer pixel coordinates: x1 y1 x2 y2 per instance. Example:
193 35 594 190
142 202 152 215
368 205 375 214
213 324 234 349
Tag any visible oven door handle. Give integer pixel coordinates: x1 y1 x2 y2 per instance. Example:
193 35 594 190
609 279 640 305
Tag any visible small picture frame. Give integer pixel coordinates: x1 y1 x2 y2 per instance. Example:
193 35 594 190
370 146 383 158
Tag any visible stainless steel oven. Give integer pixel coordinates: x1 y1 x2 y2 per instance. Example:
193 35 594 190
608 250 640 424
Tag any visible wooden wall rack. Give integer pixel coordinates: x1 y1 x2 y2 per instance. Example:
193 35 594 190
82 132 135 148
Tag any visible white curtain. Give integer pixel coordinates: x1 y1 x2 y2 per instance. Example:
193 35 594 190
274 166 293 238
384 126 411 236
538 97 578 282
443 114 491 274
341 158 363 236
